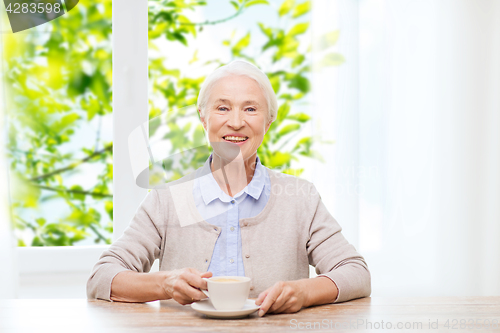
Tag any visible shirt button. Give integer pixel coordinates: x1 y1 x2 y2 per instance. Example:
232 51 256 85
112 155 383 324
250 286 254 291
231 200 235 204
205 259 208 263
245 254 250 258
230 227 235 231
229 259 234 264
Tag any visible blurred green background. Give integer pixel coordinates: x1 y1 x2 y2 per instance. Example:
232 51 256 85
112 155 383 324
1 0 341 246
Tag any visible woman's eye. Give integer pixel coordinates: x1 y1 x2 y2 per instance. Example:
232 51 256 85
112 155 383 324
246 107 256 112
218 107 229 111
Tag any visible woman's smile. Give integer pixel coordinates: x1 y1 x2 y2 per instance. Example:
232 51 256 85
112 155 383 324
223 134 249 145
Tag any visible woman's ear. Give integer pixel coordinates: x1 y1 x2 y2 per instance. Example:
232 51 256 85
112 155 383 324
199 109 207 131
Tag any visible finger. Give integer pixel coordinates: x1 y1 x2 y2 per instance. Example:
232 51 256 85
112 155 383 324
177 281 207 303
273 299 294 314
175 270 208 302
199 272 212 290
258 286 282 317
186 288 208 302
201 271 213 278
255 287 271 305
183 271 206 290
267 290 288 314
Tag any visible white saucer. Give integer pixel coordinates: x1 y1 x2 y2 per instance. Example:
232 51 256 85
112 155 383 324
191 299 260 319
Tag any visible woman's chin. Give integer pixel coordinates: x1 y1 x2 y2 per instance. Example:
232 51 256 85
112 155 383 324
211 141 242 162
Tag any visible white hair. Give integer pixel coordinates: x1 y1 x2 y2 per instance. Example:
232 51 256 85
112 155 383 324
197 60 278 123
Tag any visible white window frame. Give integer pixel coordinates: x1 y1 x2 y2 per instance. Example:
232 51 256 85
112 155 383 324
15 0 149 297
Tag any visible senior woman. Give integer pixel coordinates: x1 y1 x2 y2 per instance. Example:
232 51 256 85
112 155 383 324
87 60 370 316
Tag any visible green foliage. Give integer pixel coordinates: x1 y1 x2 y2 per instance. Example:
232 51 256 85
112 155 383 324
148 0 343 179
278 0 295 16
3 1 113 246
3 0 343 246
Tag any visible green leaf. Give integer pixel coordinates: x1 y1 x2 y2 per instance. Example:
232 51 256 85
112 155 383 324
292 54 305 68
278 123 300 137
244 0 269 7
148 22 168 39
85 97 100 121
288 74 310 93
277 103 290 122
105 200 113 220
282 168 304 176
292 0 310 18
304 149 325 162
315 30 340 51
278 0 295 16
189 49 199 64
267 152 291 168
166 31 188 46
149 117 161 136
258 22 272 38
53 113 80 132
316 53 345 68
68 72 92 97
294 136 312 152
287 112 310 122
269 76 281 94
232 32 251 54
288 22 309 37
36 218 46 227
70 185 86 201
230 1 239 10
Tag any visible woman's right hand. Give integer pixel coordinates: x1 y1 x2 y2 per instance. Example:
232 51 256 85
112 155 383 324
160 268 212 305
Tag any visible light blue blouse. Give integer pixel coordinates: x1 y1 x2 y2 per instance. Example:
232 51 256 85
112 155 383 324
192 154 270 277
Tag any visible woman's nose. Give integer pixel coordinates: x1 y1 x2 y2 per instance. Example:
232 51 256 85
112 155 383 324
227 110 245 129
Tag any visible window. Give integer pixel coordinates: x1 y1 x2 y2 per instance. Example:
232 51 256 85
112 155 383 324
3 2 113 247
1 1 117 298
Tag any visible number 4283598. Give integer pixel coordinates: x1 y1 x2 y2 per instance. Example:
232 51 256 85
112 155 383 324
5 2 62 14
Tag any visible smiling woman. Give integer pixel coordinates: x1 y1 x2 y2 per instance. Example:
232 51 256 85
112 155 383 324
87 60 371 316
198 62 275 196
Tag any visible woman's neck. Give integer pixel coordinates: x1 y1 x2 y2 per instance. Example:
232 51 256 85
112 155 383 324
210 152 257 197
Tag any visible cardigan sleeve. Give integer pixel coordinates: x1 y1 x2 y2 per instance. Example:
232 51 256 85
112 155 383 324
86 189 163 301
306 186 371 303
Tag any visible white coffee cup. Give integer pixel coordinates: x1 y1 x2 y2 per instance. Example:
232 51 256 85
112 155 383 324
201 276 251 311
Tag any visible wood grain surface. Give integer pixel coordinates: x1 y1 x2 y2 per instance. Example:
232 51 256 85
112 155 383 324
1 297 499 332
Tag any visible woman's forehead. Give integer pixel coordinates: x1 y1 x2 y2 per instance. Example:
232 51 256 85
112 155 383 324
212 98 262 107
208 75 266 103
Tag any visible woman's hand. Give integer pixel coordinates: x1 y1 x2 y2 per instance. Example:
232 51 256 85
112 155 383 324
255 280 309 316
160 268 212 305
255 277 339 316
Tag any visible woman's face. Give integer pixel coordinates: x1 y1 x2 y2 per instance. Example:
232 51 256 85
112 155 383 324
200 75 271 162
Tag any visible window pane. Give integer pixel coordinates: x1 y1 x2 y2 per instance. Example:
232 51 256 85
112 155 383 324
2 2 113 246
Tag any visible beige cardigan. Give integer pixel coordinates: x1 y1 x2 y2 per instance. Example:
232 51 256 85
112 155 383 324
86 168 371 302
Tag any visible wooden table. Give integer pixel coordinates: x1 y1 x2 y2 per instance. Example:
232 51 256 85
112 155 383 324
1 297 499 332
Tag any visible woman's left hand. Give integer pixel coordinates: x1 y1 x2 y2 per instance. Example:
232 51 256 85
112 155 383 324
255 280 309 316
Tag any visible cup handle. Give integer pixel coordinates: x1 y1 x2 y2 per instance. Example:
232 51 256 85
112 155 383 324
201 277 209 297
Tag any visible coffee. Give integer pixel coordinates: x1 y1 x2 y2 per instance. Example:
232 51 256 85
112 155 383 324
212 278 241 283
201 276 251 310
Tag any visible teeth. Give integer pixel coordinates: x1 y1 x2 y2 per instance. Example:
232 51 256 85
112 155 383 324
224 136 248 141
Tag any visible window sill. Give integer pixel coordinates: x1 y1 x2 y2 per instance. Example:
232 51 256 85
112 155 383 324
17 245 109 274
